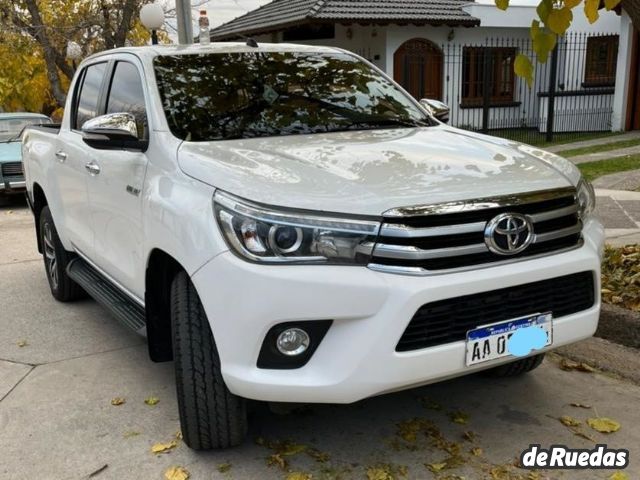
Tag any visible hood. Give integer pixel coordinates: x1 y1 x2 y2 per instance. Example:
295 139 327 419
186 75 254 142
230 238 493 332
178 126 576 216
0 142 21 163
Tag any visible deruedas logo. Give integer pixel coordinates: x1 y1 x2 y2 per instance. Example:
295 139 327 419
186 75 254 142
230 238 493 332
521 444 629 469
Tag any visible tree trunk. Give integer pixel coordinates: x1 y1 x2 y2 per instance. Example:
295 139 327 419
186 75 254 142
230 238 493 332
624 0 640 26
23 0 68 107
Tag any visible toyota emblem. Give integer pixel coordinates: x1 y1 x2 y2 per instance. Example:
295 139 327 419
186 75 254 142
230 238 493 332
484 213 534 256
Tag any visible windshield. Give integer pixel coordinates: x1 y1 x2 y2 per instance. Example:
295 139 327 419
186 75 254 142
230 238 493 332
154 51 434 142
0 117 51 142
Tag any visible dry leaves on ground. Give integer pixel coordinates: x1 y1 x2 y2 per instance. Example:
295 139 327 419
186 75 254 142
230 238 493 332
587 417 621 433
110 397 126 406
609 472 630 480
559 358 596 372
16 340 27 347
286 473 312 480
164 465 190 480
366 464 408 480
216 463 232 473
602 245 640 311
569 402 592 409
448 411 470 425
144 396 159 406
151 440 178 454
559 415 581 427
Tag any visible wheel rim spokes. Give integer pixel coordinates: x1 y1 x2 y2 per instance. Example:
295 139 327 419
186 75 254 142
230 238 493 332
43 223 58 289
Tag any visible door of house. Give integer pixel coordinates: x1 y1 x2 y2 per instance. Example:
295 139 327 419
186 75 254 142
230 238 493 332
628 28 640 130
394 39 443 101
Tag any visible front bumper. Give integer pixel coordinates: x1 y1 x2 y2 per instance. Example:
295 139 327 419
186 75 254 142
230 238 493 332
0 179 26 194
192 218 605 404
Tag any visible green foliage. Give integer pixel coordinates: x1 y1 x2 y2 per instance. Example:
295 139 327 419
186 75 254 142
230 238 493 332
602 245 640 312
577 155 640 182
495 0 623 85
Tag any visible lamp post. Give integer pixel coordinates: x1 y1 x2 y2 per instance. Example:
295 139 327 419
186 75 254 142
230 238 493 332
175 0 193 45
140 4 165 45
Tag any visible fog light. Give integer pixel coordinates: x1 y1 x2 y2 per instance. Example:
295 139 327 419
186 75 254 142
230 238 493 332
276 328 310 356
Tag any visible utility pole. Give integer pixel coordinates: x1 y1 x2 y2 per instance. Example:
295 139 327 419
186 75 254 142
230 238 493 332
176 0 193 45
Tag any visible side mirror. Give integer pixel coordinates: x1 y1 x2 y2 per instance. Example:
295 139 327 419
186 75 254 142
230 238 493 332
420 99 450 124
81 112 147 150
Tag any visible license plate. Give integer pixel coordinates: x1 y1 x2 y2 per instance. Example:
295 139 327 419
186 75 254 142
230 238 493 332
465 313 553 367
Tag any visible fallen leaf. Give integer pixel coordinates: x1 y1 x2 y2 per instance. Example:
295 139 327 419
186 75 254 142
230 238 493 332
217 463 232 473
306 447 330 463
462 430 477 442
123 431 140 438
280 442 307 456
110 397 126 406
609 472 629 480
144 396 159 406
266 453 287 470
448 411 469 425
570 403 592 409
175 431 183 440
587 417 621 433
573 430 596 442
151 440 178 454
365 464 408 480
559 358 596 372
164 465 190 480
559 415 581 427
286 473 312 480
426 462 447 473
471 447 483 456
16 340 27 348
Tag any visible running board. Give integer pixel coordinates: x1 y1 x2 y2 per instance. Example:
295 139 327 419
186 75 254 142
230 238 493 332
67 258 146 335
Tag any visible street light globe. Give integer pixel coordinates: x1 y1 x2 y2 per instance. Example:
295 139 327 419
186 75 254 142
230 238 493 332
140 4 165 30
66 41 82 61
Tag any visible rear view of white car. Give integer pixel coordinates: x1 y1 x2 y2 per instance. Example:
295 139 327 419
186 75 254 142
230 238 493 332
22 42 603 450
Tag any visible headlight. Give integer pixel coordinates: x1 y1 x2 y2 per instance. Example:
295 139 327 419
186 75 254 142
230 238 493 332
214 191 381 265
577 178 596 219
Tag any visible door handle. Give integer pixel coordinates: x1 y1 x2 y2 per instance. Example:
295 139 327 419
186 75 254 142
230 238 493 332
55 150 67 163
85 162 101 175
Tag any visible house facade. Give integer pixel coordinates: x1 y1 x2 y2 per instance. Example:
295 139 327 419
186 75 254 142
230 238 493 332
210 0 629 141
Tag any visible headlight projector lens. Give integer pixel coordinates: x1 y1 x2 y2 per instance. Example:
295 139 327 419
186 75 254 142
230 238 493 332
269 226 303 254
276 328 310 356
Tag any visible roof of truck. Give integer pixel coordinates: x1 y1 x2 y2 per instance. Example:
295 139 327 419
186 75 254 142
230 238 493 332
85 42 343 63
0 113 51 120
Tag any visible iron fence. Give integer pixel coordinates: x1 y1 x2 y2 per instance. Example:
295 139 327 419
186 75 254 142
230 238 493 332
440 32 617 145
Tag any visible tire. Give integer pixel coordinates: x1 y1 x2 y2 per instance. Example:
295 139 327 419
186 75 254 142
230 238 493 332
39 206 85 302
484 354 545 377
170 271 248 450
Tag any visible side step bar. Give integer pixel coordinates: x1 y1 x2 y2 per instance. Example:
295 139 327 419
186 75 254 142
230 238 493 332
67 258 146 335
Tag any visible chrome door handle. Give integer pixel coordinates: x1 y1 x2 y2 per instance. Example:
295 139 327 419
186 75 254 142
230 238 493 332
55 150 67 163
85 162 101 175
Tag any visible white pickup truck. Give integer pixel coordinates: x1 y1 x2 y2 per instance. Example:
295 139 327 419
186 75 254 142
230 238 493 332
23 42 604 450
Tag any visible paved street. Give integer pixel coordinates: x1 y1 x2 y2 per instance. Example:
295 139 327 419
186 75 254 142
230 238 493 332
1 198 640 480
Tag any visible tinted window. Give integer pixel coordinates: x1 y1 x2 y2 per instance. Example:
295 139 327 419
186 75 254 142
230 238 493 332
154 52 433 142
106 62 148 139
75 63 107 129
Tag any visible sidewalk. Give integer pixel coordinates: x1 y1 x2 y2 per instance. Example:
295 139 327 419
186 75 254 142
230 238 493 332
545 131 640 155
596 188 640 246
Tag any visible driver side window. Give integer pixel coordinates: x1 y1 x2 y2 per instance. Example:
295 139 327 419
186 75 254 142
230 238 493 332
105 62 148 140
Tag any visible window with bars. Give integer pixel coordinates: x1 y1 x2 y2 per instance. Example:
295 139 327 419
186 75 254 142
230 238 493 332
584 35 619 87
461 47 517 107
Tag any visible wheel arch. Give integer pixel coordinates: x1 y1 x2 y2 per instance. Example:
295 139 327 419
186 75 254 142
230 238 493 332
145 248 186 362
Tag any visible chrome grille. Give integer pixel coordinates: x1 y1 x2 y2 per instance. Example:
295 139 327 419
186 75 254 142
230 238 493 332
1 162 23 177
369 188 583 275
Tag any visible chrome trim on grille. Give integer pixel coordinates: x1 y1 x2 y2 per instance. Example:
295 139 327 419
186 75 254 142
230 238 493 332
368 240 585 277
528 204 579 223
382 187 576 218
380 221 486 238
373 242 488 260
372 187 582 276
533 223 583 243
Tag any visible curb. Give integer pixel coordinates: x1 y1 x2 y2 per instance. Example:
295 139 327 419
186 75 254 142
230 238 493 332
596 303 640 349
